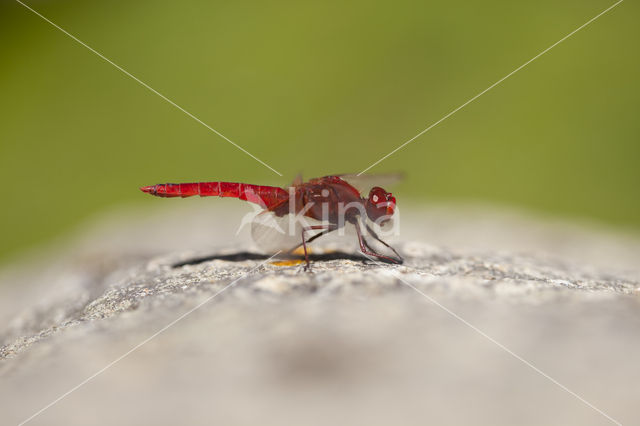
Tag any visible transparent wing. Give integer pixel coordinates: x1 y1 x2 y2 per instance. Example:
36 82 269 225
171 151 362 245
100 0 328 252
250 210 327 253
337 173 404 194
291 173 303 186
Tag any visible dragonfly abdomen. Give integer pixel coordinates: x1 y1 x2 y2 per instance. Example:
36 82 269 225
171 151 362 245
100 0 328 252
140 182 288 209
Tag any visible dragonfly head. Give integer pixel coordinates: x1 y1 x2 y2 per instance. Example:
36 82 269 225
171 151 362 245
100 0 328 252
365 187 396 224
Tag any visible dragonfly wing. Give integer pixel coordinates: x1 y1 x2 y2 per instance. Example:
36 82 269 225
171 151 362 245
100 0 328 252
291 173 303 186
251 211 328 253
337 173 404 194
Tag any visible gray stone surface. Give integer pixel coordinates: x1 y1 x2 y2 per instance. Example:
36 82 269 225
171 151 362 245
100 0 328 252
0 203 639 426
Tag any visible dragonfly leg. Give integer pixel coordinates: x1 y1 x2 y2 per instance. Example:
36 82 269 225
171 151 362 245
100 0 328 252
355 221 403 265
364 223 404 264
288 225 336 254
300 225 336 271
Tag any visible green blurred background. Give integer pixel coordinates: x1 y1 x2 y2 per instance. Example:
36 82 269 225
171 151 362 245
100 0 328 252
1 0 638 265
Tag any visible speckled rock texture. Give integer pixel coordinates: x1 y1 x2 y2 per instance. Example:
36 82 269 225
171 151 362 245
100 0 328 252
1 204 639 426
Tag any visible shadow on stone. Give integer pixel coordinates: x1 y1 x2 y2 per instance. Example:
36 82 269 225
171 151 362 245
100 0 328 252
171 251 374 268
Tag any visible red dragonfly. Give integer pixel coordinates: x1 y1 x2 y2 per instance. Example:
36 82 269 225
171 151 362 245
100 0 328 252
140 174 403 269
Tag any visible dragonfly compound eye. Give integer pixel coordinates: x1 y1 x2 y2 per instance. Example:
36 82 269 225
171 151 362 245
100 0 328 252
366 187 396 222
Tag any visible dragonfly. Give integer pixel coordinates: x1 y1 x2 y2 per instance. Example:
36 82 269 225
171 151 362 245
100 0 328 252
140 174 403 269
